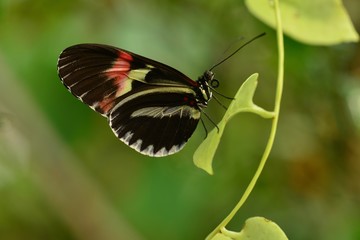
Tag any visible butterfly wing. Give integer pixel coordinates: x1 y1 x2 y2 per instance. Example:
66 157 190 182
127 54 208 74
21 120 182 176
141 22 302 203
57 44 201 156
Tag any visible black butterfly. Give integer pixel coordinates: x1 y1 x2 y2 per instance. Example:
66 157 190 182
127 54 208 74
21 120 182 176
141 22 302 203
57 44 219 156
57 34 264 157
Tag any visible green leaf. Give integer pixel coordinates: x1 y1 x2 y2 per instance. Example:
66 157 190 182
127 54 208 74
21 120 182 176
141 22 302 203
207 217 288 240
245 0 359 45
238 217 288 240
193 73 274 175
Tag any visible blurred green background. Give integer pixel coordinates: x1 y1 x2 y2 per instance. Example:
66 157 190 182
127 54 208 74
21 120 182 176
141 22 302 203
1 0 360 239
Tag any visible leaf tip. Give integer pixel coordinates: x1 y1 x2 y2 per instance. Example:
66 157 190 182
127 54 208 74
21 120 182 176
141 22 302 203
193 153 214 175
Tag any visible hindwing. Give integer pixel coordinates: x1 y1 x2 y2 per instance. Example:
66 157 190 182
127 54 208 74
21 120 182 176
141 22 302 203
110 90 201 156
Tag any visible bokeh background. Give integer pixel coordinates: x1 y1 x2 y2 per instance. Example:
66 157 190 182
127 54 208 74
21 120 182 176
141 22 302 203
1 0 360 239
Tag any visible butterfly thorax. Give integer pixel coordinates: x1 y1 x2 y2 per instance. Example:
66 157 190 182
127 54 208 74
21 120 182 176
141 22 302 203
195 70 214 109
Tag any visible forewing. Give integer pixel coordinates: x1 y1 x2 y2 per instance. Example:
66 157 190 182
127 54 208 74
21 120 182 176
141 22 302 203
57 44 197 116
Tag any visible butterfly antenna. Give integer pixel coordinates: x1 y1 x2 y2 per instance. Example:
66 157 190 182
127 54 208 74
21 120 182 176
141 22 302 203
209 32 266 71
211 36 245 66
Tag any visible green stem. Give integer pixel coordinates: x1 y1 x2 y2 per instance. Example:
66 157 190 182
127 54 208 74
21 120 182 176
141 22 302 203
205 0 284 239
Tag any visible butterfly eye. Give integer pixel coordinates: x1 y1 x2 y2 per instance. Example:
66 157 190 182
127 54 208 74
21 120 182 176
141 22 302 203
210 79 220 88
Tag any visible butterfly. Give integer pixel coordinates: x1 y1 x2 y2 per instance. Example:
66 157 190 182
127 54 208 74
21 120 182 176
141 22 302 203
57 34 264 157
57 44 218 157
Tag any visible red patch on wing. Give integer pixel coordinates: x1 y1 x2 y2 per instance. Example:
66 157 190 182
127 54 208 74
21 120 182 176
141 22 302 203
103 50 134 98
183 95 196 106
105 51 132 78
119 51 133 61
98 96 116 114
